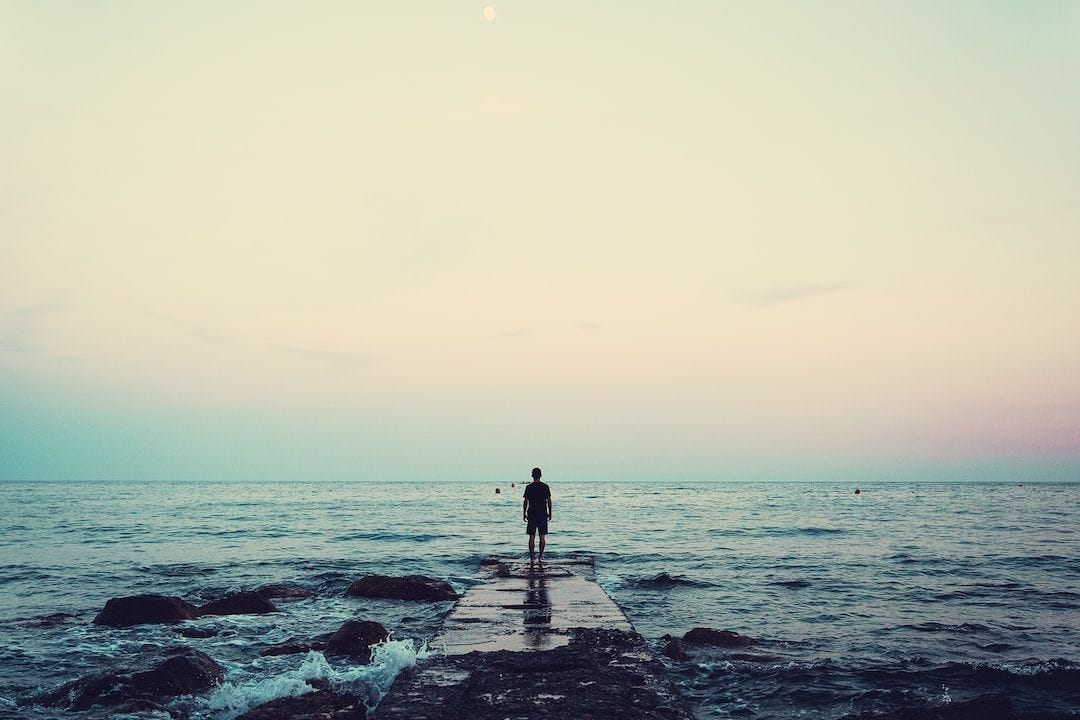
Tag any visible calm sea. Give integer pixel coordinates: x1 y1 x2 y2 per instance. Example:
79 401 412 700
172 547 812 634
1 481 1077 719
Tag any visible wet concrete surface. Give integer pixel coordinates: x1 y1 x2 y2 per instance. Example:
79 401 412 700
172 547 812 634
432 555 633 654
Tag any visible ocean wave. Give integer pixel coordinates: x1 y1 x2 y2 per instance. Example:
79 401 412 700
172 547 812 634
334 531 442 543
904 621 990 634
198 639 427 720
708 526 847 538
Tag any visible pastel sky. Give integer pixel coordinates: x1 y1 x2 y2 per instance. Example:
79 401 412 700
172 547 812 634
2 2 1078 482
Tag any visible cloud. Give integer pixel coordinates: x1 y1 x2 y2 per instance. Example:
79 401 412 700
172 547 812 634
575 322 604 334
739 283 852 307
149 313 381 367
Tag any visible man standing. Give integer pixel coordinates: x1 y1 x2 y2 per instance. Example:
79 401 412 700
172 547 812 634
522 467 552 564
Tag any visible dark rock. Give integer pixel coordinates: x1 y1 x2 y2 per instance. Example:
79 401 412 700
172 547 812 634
260 643 316 657
256 583 316 599
93 595 199 627
682 627 759 647
840 693 1016 720
90 698 176 717
376 627 694 720
36 612 80 627
345 575 457 601
325 620 389 661
236 690 367 720
632 572 701 589
130 651 224 697
662 639 690 661
175 626 218 639
198 591 278 617
40 649 223 710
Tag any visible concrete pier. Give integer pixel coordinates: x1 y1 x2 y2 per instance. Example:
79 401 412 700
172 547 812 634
375 555 695 720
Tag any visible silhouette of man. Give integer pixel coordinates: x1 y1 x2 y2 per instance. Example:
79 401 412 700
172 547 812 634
522 467 552 563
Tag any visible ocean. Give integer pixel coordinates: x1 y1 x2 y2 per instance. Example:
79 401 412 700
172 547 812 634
1 481 1077 719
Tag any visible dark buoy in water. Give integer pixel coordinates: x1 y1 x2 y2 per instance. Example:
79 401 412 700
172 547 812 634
511 482 515 488
854 487 861 495
495 487 501 494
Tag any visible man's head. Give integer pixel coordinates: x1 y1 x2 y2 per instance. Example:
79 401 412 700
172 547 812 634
531 467 542 480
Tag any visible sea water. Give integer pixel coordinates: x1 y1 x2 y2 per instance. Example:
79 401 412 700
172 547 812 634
0 481 1077 718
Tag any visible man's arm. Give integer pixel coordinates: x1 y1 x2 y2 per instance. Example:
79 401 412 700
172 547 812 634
546 495 552 520
523 496 528 522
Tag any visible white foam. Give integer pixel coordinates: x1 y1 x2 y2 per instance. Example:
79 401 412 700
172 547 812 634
196 639 428 720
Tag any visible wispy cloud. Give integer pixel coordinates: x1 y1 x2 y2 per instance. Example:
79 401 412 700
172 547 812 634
149 313 381 367
739 283 852 307
575 322 604 334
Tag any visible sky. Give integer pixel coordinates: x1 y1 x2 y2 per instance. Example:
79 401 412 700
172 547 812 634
2 2 1078 482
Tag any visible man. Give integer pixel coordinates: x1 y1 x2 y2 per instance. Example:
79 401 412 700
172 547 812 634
522 467 552 563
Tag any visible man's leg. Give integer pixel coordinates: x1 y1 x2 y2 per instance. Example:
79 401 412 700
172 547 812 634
538 533 546 561
528 531 535 563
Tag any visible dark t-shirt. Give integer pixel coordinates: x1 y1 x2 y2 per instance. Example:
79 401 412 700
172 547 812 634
523 481 551 518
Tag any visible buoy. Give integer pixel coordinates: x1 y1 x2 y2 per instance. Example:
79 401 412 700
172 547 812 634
495 487 501 494
854 488 861 495
511 482 515 488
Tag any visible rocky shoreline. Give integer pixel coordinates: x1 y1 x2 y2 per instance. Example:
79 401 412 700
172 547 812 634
14 564 1039 720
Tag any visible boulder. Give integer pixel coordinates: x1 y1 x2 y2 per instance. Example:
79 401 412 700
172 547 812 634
345 575 457 602
40 649 223 710
198 591 278 617
89 698 175 718
175 626 218 639
259 642 326 657
324 620 389 661
256 583 317 599
662 639 690 661
236 690 367 720
36 612 80 627
93 595 198 627
681 627 758 647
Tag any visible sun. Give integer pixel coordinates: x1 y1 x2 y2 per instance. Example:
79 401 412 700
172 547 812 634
483 6 496 22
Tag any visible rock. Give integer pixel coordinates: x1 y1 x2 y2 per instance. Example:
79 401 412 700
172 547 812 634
36 612 80 627
40 649 223 710
93 595 199 627
325 620 389 661
681 627 759 647
236 690 367 720
198 591 278 617
662 639 690 661
90 698 176 717
175 626 218 639
345 575 457 602
840 693 1016 720
256 583 316 599
128 651 224 697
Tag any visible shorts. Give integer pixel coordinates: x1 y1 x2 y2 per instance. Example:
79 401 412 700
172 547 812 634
526 517 548 536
